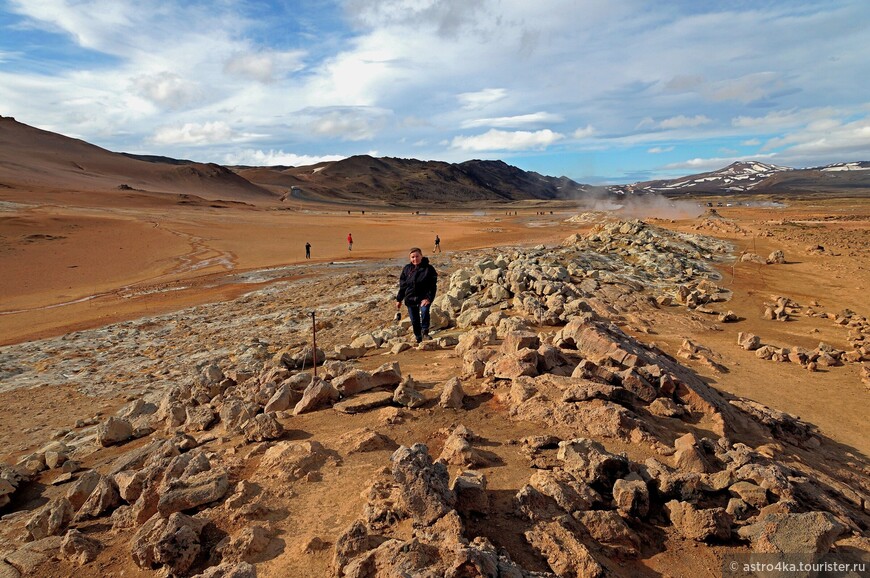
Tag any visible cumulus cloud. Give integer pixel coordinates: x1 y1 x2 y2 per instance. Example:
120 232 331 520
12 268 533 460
451 129 564 151
151 122 235 145
131 72 203 110
663 153 779 172
457 88 507 110
223 50 306 83
462 111 562 129
292 106 393 141
572 125 595 139
223 149 346 167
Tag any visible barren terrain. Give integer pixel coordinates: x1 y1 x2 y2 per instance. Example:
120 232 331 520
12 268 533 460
1 175 869 577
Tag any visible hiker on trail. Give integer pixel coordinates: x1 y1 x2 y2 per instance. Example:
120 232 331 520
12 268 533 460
305 242 311 259
347 233 353 251
434 234 441 253
396 247 438 344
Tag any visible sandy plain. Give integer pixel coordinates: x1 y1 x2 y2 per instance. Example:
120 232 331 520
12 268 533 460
0 182 868 577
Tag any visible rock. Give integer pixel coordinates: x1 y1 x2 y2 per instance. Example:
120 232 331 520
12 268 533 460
728 481 768 509
333 391 394 414
393 375 425 408
737 511 845 555
557 438 629 488
184 405 217 432
390 444 455 526
332 369 375 396
334 344 368 361
341 428 397 454
576 509 641 557
612 475 650 518
673 433 712 473
519 469 601 519
648 398 686 418
370 362 402 388
350 334 379 350
66 470 101 511
157 470 230 516
263 384 301 413
665 500 731 541
451 470 489 515
25 498 74 540
737 332 761 351
96 417 133 447
3 537 63 576
439 377 465 409
242 412 284 442
462 348 497 378
215 525 272 564
766 250 786 264
255 441 328 482
74 475 121 521
293 378 340 414
191 562 257 578
484 348 540 379
500 331 541 353
60 529 102 565
439 426 491 467
220 399 258 433
131 512 206 575
525 519 604 578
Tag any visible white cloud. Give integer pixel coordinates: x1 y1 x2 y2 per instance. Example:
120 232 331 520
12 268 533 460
663 153 779 172
151 122 235 145
741 138 761 146
292 107 393 141
457 88 507 110
451 129 564 152
462 112 563 129
659 115 711 129
648 146 674 154
223 149 346 167
572 125 596 139
223 51 306 83
131 72 203 110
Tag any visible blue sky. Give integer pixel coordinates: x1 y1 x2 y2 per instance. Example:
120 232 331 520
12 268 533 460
1 0 868 184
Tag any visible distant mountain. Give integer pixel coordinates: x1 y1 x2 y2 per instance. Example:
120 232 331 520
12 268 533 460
610 160 870 196
234 155 593 205
0 116 277 201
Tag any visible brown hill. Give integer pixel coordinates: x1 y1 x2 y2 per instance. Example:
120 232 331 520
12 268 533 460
235 155 592 205
0 116 277 202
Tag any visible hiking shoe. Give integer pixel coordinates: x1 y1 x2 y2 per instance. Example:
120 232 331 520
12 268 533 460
422 331 429 340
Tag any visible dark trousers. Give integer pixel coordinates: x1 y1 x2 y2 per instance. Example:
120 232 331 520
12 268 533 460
406 303 431 342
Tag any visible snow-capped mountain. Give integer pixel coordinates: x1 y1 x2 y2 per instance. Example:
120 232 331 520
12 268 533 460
610 160 870 196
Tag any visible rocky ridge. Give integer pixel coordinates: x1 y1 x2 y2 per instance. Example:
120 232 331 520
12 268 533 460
1 219 868 577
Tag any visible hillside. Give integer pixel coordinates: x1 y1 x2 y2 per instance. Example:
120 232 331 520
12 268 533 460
234 155 592 205
0 116 277 202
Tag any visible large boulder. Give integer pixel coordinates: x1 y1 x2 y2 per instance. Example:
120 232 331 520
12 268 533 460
390 444 455 526
665 500 731 541
131 512 206 575
737 511 845 555
97 417 133 447
293 378 339 414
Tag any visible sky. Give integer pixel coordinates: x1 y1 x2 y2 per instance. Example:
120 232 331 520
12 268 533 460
1 0 868 184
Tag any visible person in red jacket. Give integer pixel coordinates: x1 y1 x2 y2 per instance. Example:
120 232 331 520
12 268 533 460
347 233 353 251
396 247 438 343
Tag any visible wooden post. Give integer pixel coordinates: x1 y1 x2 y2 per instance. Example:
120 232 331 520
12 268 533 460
311 311 317 379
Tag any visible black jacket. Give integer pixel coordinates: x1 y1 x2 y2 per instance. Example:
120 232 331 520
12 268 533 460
397 257 438 306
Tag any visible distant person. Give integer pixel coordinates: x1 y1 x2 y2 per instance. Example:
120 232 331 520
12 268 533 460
305 242 311 259
434 234 441 253
396 247 438 344
347 233 353 251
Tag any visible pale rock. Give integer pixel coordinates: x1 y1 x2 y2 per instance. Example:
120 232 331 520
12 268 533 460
451 470 489 515
737 511 845 555
439 377 465 409
665 500 731 541
157 470 230 516
393 375 425 408
390 444 456 526
293 378 339 414
97 417 133 447
242 412 284 442
576 509 641 557
60 529 102 565
131 512 206 574
26 497 74 540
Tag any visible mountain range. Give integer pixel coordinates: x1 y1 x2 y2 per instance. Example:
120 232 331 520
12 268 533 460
1 115 868 204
